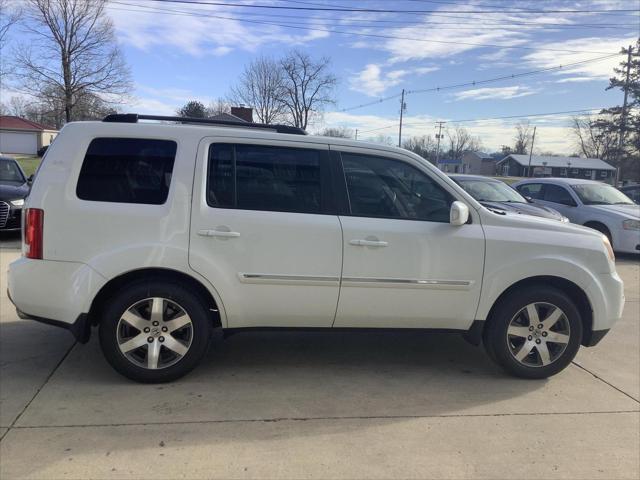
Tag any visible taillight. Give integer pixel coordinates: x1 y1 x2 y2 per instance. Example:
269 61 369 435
24 208 44 259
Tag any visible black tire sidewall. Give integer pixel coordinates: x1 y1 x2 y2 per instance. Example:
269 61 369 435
487 286 583 379
99 280 212 383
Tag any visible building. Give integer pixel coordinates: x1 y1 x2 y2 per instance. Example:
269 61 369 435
497 154 616 183
209 107 253 123
0 116 58 155
436 158 470 174
461 151 498 175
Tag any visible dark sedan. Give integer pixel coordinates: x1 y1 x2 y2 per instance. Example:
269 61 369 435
0 156 30 231
449 174 568 222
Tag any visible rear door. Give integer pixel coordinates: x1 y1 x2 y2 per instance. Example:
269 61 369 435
332 148 485 330
189 138 342 328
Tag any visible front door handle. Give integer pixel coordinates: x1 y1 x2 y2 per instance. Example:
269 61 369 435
197 229 240 238
349 239 388 247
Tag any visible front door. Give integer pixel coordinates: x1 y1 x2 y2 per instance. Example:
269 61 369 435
333 149 485 330
189 139 342 328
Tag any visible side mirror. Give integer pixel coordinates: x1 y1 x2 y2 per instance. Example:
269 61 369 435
450 201 469 226
27 175 34 184
524 196 533 203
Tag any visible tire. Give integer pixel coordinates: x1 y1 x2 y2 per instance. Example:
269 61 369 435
483 286 583 379
99 280 213 383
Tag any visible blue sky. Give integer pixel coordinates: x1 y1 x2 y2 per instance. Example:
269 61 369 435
8 0 640 153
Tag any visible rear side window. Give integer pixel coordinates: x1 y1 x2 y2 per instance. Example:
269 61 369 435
208 144 323 214
517 183 543 199
543 184 576 206
76 138 177 205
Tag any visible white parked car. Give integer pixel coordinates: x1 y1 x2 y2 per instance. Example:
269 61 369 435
7 114 625 383
513 178 640 254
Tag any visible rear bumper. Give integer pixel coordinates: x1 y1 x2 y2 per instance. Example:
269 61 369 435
7 257 105 336
15 305 90 343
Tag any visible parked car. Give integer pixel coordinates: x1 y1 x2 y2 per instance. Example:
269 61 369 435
619 184 640 204
513 178 640 254
7 114 624 383
0 155 30 231
449 174 568 222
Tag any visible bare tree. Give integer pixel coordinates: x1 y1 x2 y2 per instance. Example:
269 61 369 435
571 116 617 161
403 135 437 163
15 0 131 123
0 0 21 79
320 126 353 138
446 126 481 160
280 50 336 130
513 121 533 154
228 56 286 124
207 98 231 117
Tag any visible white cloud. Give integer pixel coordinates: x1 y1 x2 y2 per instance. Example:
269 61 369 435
350 64 439 96
317 111 581 154
106 2 329 56
523 36 636 81
454 86 537 101
555 77 598 83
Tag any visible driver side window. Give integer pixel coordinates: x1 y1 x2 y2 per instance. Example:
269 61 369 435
341 153 453 222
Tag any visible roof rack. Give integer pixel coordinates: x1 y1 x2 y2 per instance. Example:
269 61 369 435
102 113 307 135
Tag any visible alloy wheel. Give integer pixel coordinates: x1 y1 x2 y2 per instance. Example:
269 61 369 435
506 302 571 368
116 297 193 369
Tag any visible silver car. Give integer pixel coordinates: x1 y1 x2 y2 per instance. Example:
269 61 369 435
513 178 640 254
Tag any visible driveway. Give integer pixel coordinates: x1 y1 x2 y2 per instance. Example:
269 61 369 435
0 244 638 479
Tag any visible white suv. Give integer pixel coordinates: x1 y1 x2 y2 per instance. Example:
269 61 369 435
7 114 625 383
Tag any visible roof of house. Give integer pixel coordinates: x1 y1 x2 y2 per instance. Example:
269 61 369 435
436 158 461 164
208 112 247 123
0 115 56 131
465 151 494 160
499 154 615 171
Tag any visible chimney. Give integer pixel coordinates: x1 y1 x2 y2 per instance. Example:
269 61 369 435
230 106 253 123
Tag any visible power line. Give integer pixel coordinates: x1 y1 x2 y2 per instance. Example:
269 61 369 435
356 108 607 134
106 2 627 54
132 0 640 15
337 53 620 112
108 1 639 29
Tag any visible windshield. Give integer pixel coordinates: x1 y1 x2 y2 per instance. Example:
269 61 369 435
456 178 526 203
0 159 25 184
571 183 634 205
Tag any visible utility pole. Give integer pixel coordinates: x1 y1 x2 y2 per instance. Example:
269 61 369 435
355 129 358 140
527 126 537 177
398 89 406 147
434 121 446 166
615 44 633 184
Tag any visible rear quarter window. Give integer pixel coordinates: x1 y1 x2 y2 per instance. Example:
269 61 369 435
76 138 177 205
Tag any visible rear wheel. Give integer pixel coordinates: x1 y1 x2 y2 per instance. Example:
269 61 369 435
99 281 212 383
484 286 583 379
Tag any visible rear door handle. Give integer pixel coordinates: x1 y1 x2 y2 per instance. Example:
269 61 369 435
197 229 240 238
349 239 388 247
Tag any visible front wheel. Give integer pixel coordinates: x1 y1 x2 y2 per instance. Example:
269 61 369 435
99 281 213 383
484 286 583 379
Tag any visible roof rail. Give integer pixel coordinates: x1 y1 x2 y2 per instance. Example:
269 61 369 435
102 113 307 135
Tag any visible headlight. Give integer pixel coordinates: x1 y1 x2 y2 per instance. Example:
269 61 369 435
9 199 24 207
602 235 615 262
561 216 570 223
622 219 640 230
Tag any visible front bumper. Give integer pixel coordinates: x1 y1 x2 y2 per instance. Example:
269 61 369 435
613 227 640 254
0 203 21 230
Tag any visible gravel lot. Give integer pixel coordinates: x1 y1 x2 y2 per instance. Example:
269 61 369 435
0 233 638 479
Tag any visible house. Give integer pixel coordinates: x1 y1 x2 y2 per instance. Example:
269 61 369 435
461 151 497 175
497 154 616 183
209 107 253 123
0 116 58 155
436 158 470 174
